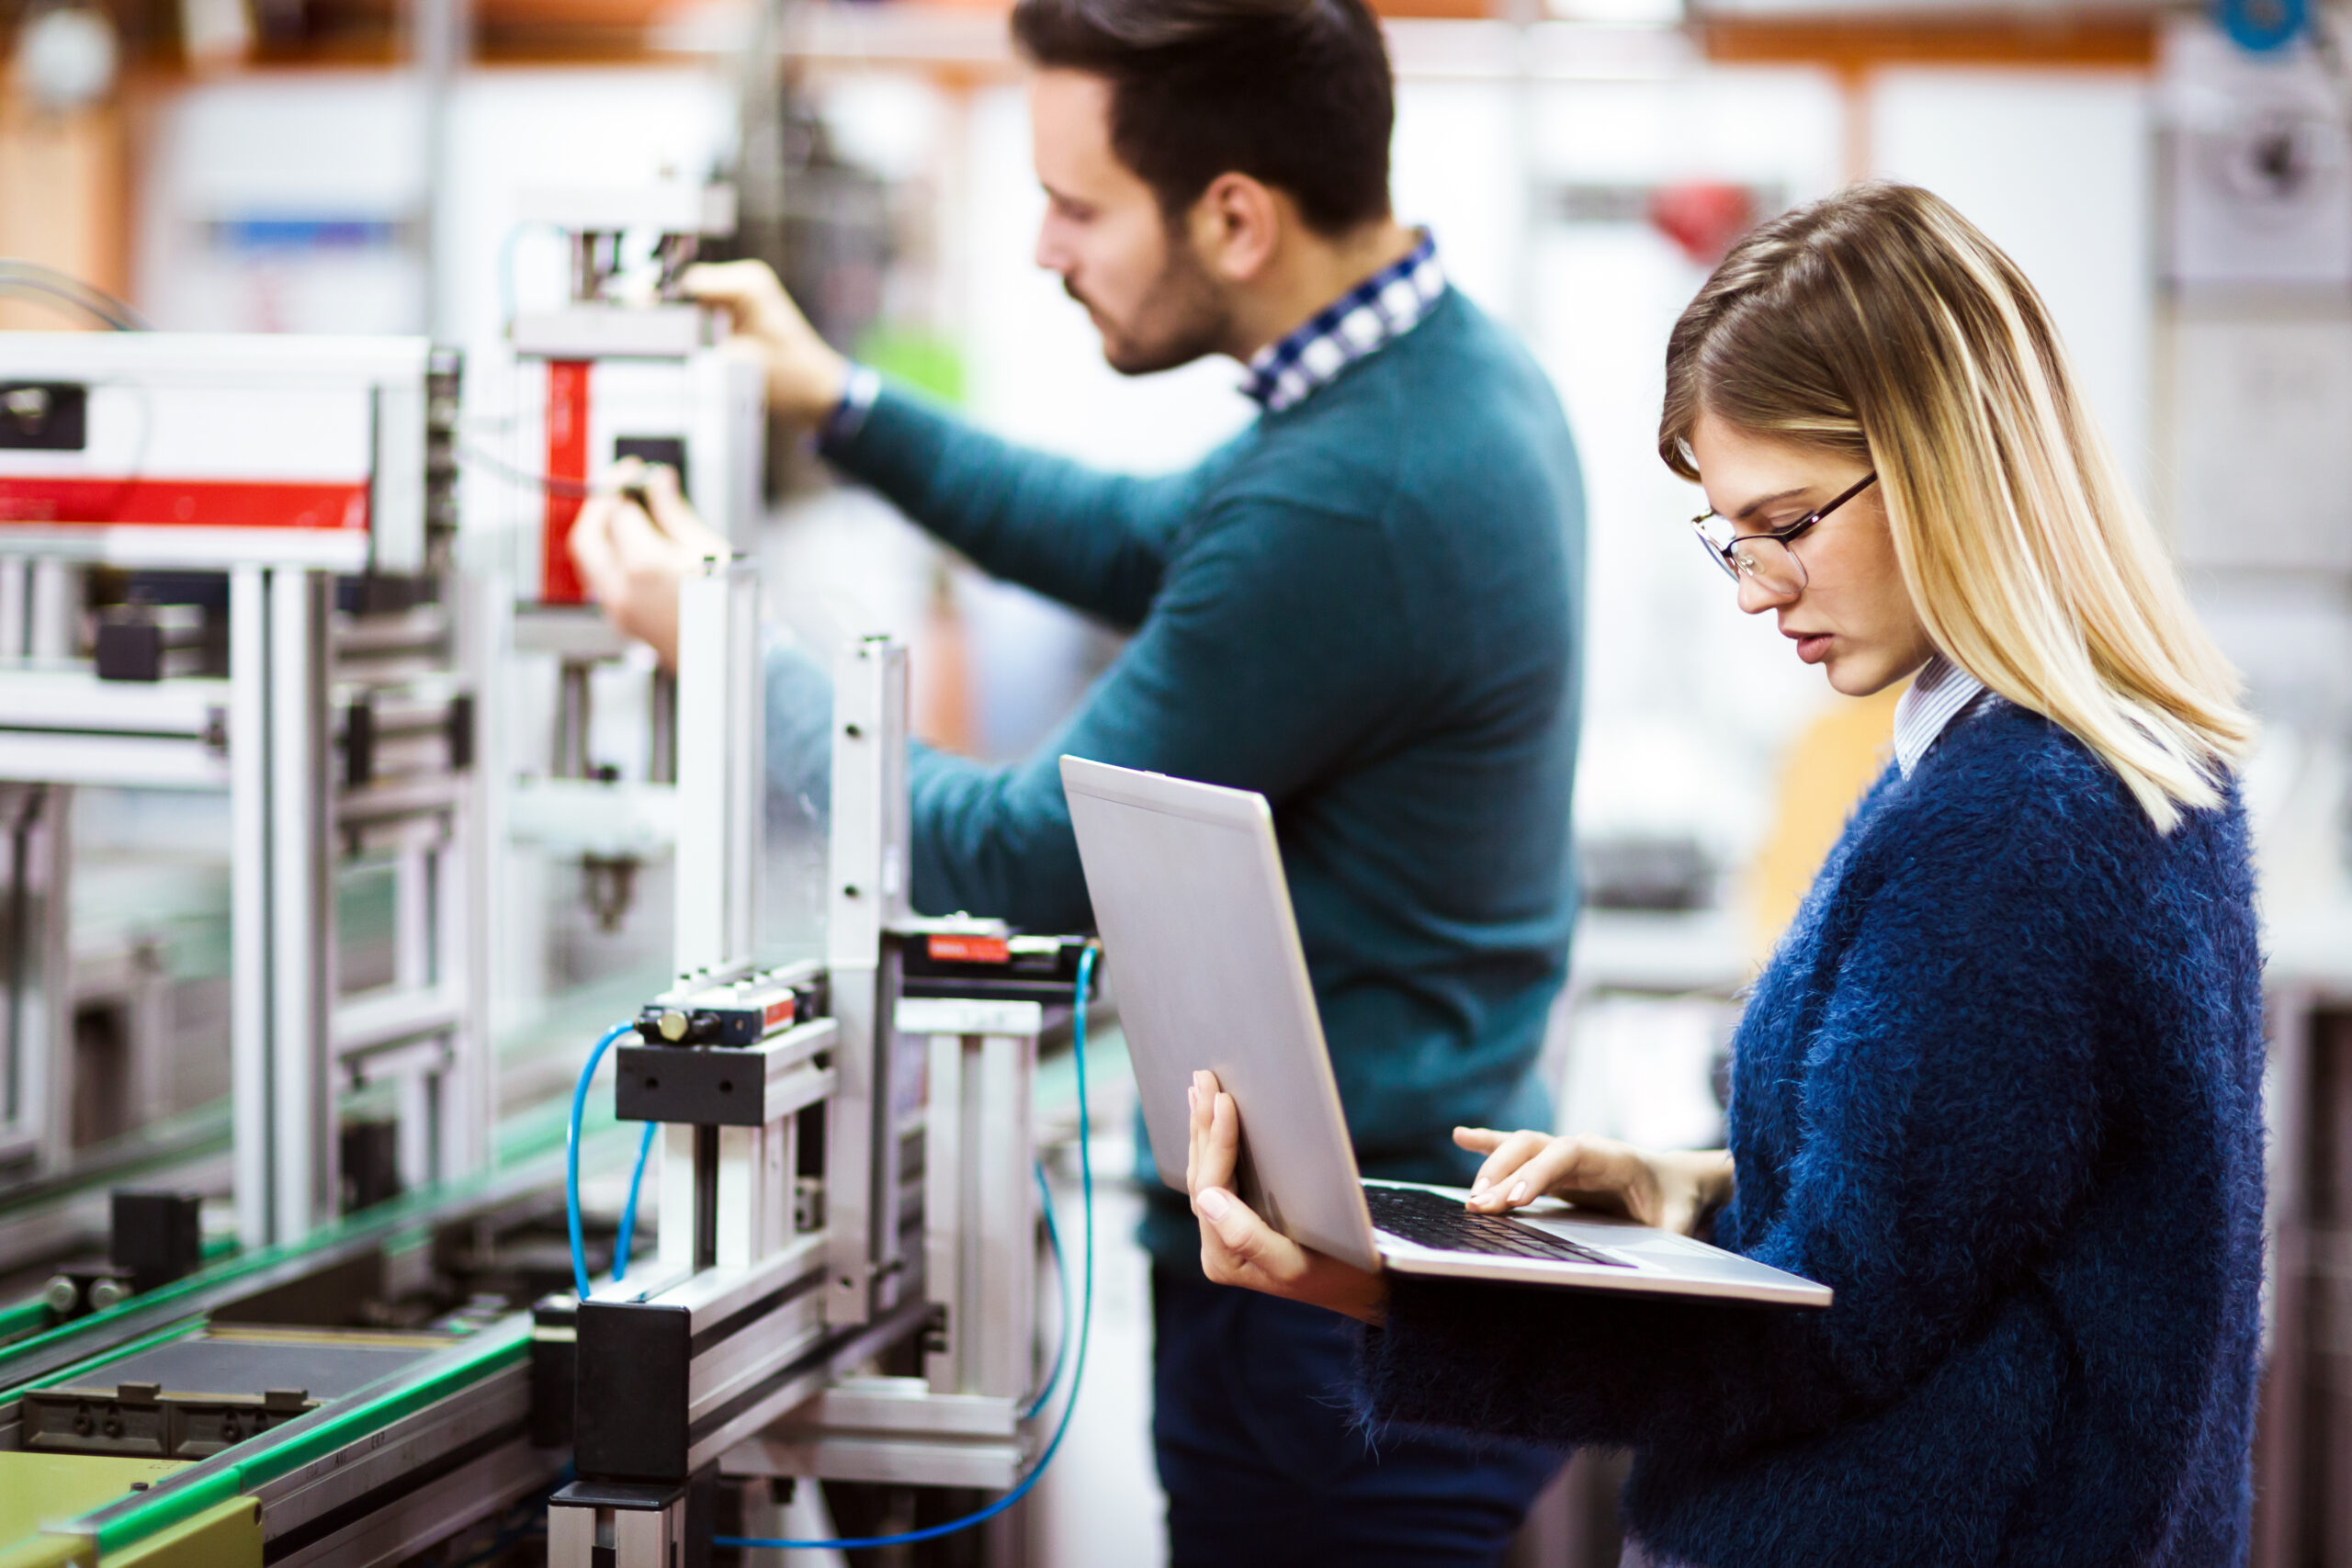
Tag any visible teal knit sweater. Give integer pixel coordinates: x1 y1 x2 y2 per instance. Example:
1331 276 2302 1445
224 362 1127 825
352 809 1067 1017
767 289 1586 1258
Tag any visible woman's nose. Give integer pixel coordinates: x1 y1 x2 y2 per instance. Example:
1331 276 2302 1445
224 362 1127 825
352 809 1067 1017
1736 570 1794 615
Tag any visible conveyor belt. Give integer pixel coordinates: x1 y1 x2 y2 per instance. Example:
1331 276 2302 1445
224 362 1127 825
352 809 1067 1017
23 1331 454 1461
0 1120 646 1564
0 1323 540 1567
0 1118 634 1401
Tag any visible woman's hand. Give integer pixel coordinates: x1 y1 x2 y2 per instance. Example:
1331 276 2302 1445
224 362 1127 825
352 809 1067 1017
1187 1070 1389 1324
1454 1128 1734 1237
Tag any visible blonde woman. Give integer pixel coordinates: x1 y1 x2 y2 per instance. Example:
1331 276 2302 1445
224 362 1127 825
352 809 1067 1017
1182 182 2265 1568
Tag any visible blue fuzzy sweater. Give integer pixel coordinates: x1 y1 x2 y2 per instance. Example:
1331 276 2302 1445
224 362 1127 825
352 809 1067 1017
1357 699 2266 1567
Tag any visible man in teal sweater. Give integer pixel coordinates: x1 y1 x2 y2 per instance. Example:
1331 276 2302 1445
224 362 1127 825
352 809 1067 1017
570 0 1584 1559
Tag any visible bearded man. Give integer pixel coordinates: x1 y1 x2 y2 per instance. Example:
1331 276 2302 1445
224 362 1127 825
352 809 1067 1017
571 0 1586 1559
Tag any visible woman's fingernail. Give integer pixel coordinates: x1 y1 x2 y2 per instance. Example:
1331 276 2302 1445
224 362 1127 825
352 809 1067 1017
1470 1177 1488 1195
1509 1182 1528 1205
1198 1189 1230 1221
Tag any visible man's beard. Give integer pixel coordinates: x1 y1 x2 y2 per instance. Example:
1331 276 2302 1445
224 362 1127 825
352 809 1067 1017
1070 238 1230 377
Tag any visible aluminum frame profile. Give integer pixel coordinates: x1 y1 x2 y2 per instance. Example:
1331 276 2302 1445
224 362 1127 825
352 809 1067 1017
0 333 440 573
0 332 481 1251
823 637 912 1329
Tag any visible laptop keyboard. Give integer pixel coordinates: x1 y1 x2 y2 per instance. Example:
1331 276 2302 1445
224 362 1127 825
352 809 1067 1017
1363 1183 1634 1269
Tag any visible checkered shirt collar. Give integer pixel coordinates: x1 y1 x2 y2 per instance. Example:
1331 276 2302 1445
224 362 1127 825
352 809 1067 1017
1239 231 1446 414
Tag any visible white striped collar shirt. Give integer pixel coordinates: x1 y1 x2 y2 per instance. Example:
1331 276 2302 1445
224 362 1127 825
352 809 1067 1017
1893 653 1990 778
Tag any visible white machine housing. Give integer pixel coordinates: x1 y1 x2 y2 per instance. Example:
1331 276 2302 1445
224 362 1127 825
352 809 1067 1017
0 333 445 573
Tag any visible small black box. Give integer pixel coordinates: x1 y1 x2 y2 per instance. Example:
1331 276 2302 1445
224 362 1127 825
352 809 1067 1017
616 1044 766 1127
109 1190 203 1295
530 1294 578 1450
575 1299 692 1482
94 611 163 682
0 383 86 450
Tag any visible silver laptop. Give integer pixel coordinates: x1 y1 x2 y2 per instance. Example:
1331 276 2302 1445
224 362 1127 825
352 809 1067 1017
1060 756 1830 1308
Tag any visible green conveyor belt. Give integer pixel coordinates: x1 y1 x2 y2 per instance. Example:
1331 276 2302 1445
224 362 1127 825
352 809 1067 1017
0 1304 50 1349
65 1324 531 1556
0 1085 639 1559
0 1098 630 1390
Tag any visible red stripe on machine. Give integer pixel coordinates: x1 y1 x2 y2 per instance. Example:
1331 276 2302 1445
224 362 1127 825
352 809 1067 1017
0 477 369 531
928 934 1011 964
763 998 797 1030
540 359 591 604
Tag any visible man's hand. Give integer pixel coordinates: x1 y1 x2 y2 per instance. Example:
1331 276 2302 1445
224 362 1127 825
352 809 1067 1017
568 459 732 671
1453 1127 1734 1237
1186 1069 1389 1324
680 260 851 426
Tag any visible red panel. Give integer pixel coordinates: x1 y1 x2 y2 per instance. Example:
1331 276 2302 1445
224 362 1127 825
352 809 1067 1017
541 359 593 604
927 934 1012 964
0 477 369 531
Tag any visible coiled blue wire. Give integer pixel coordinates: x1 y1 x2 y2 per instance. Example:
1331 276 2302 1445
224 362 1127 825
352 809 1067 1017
715 942 1100 1552
566 1021 642 1303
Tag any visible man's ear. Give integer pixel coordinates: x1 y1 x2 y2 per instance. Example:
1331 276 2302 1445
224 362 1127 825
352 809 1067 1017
1190 172 1283 283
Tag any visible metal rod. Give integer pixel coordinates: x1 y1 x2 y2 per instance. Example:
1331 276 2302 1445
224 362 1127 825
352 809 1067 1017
413 0 470 343
556 660 593 780
648 668 677 786
269 569 336 1242
3 787 44 1128
230 566 274 1247
695 1124 719 1271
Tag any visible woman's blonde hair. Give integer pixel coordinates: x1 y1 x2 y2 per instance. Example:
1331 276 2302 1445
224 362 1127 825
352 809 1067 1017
1660 181 2254 833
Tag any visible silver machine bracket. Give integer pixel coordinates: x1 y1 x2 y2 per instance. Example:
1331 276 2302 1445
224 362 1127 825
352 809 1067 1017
548 618 1097 1567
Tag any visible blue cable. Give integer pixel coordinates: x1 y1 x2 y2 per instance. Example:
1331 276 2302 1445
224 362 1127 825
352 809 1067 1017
566 1021 641 1303
612 1121 660 1282
1024 1159 1070 1422
2218 0 2309 51
716 942 1100 1552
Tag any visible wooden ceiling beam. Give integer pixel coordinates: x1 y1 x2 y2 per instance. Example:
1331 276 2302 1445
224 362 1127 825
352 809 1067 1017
1695 13 2159 73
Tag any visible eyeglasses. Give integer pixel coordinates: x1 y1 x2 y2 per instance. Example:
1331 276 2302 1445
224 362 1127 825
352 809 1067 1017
1690 471 1879 599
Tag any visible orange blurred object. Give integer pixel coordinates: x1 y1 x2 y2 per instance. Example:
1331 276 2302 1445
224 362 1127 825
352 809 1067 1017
0 93 129 333
1745 682 1903 956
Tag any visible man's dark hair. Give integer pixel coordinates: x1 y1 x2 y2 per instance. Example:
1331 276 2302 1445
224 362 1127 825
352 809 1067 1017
1011 0 1395 237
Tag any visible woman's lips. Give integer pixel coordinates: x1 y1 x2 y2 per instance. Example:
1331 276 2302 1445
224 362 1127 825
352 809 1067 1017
1794 634 1833 665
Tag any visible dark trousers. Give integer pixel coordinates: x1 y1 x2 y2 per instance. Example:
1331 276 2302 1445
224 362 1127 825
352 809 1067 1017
1151 1265 1564 1568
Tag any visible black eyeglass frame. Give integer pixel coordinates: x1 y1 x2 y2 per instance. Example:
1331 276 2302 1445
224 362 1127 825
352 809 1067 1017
1690 470 1880 591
